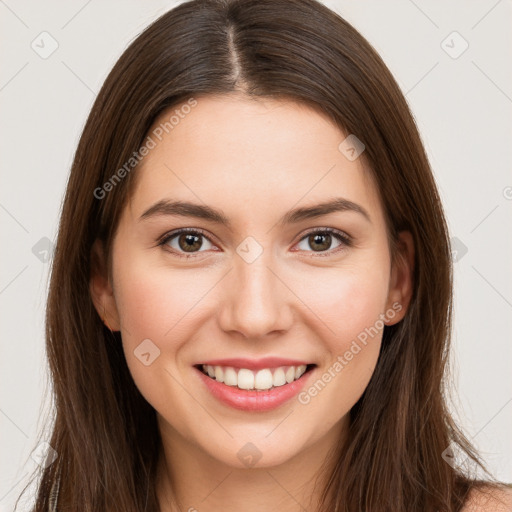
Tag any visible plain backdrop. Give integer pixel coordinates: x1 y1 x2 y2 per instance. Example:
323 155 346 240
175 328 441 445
1 1 511 509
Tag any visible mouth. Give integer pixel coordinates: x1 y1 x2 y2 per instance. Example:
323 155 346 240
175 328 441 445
192 361 317 412
194 363 317 391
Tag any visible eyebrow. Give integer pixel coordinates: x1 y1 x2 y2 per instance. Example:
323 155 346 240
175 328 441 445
139 197 372 226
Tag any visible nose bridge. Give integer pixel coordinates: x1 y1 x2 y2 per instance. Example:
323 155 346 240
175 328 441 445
218 238 292 338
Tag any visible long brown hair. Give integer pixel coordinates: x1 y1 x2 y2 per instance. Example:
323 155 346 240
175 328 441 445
16 0 506 510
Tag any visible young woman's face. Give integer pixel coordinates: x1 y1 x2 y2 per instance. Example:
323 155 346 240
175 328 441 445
93 94 412 470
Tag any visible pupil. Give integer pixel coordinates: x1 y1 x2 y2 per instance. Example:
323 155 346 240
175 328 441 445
310 233 330 251
180 233 202 252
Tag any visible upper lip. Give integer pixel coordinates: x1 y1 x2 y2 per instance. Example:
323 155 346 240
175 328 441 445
195 357 314 371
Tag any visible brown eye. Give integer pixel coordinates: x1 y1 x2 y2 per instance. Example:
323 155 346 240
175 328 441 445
178 233 203 252
160 229 215 256
308 233 333 251
295 228 351 255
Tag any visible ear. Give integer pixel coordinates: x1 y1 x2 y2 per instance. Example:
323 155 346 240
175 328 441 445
89 239 120 331
384 230 414 325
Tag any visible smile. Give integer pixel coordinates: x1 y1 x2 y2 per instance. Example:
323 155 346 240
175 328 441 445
193 361 317 412
197 363 312 390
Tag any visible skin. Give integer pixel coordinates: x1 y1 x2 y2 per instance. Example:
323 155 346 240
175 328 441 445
90 94 415 511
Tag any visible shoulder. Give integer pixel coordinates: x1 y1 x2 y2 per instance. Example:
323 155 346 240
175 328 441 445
461 484 512 512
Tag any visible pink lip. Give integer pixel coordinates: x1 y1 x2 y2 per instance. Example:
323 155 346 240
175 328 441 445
195 357 312 371
194 365 316 412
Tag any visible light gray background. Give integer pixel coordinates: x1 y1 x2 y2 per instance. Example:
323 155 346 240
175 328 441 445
1 1 511 509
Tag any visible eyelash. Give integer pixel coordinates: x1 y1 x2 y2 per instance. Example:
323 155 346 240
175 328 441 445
157 227 352 259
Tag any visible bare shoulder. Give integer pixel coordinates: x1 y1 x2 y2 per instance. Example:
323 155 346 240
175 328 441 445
461 484 512 512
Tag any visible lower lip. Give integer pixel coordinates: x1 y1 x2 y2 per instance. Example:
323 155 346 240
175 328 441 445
194 366 315 412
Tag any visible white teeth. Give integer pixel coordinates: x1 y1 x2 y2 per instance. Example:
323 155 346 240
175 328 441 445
237 369 254 390
214 366 224 383
285 366 295 383
200 364 310 390
224 367 237 386
295 364 307 379
272 367 286 387
254 369 273 390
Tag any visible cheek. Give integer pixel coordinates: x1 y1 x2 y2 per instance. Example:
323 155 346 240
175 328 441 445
298 336 381 433
291 260 390 344
292 262 388 420
114 276 207 431
113 252 215 342
111 254 198 399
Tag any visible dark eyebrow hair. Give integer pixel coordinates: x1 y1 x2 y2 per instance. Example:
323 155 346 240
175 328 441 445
279 197 371 225
139 197 372 226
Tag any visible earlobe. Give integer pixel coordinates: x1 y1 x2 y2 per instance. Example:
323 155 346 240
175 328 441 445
89 239 121 332
384 230 415 325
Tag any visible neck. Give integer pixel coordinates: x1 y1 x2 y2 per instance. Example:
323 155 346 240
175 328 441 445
155 415 348 512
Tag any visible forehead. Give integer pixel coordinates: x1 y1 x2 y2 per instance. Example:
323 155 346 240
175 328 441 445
127 94 385 230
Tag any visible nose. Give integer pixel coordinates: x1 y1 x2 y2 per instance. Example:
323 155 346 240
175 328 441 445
217 246 294 339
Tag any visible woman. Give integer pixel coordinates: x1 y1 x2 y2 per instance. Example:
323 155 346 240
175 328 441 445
16 0 511 510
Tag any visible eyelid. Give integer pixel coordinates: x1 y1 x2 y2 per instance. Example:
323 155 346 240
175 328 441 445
157 227 219 256
157 227 213 245
291 226 352 257
157 226 353 257
296 226 352 244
